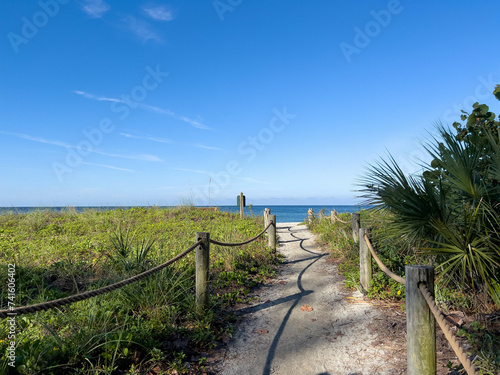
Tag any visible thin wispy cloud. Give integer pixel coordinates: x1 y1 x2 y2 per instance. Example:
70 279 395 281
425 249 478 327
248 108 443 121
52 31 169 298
123 15 160 43
94 150 162 162
73 90 121 103
141 104 175 116
82 162 135 172
0 131 162 162
121 132 222 151
143 5 175 21
81 0 111 18
180 116 210 130
74 90 211 130
193 144 222 151
141 103 210 130
0 131 72 148
121 133 173 144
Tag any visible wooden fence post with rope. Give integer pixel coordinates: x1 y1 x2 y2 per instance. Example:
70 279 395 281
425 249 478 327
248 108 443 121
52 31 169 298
268 214 276 251
308 208 314 223
352 212 360 243
319 208 325 221
196 232 210 312
406 265 436 375
359 227 372 293
264 208 271 228
1 216 275 321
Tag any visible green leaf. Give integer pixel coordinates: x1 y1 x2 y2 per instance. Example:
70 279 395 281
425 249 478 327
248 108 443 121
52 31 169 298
476 103 489 115
466 113 477 126
494 84 500 101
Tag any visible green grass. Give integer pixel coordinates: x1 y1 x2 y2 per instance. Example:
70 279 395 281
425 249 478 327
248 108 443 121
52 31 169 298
0 207 279 374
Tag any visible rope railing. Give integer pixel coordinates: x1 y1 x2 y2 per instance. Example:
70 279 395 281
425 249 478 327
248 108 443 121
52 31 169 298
419 283 479 375
0 213 276 319
307 209 483 374
358 225 479 374
332 213 351 225
0 240 203 319
210 221 274 247
363 234 406 285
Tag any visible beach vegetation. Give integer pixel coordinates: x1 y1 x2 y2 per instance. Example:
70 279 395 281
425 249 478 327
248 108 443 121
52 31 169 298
0 207 279 373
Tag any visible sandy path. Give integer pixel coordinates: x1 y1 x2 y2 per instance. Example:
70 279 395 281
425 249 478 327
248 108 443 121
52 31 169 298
216 222 404 375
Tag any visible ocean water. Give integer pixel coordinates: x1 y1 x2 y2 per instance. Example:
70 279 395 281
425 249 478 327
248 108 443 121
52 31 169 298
218 205 364 222
0 205 365 223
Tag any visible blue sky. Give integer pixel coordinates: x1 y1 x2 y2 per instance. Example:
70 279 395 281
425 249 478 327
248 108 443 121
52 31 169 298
1 0 500 207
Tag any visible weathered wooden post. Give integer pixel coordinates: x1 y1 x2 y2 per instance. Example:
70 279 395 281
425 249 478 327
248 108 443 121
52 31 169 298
196 232 210 312
330 209 337 222
352 213 360 243
406 266 436 375
359 227 372 293
267 214 276 251
319 208 325 222
308 208 314 223
264 208 270 228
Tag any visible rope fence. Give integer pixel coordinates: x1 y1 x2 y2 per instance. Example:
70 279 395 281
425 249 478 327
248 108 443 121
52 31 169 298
307 207 482 374
331 213 351 225
0 239 202 319
363 234 406 285
0 212 276 319
209 221 273 247
356 222 478 375
419 283 479 375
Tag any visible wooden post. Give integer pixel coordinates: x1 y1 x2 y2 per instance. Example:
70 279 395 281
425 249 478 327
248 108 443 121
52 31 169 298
330 209 336 221
359 227 372 293
319 208 325 222
264 208 270 228
406 266 436 375
196 232 210 312
352 213 360 243
308 208 314 223
268 214 276 251
239 192 244 219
